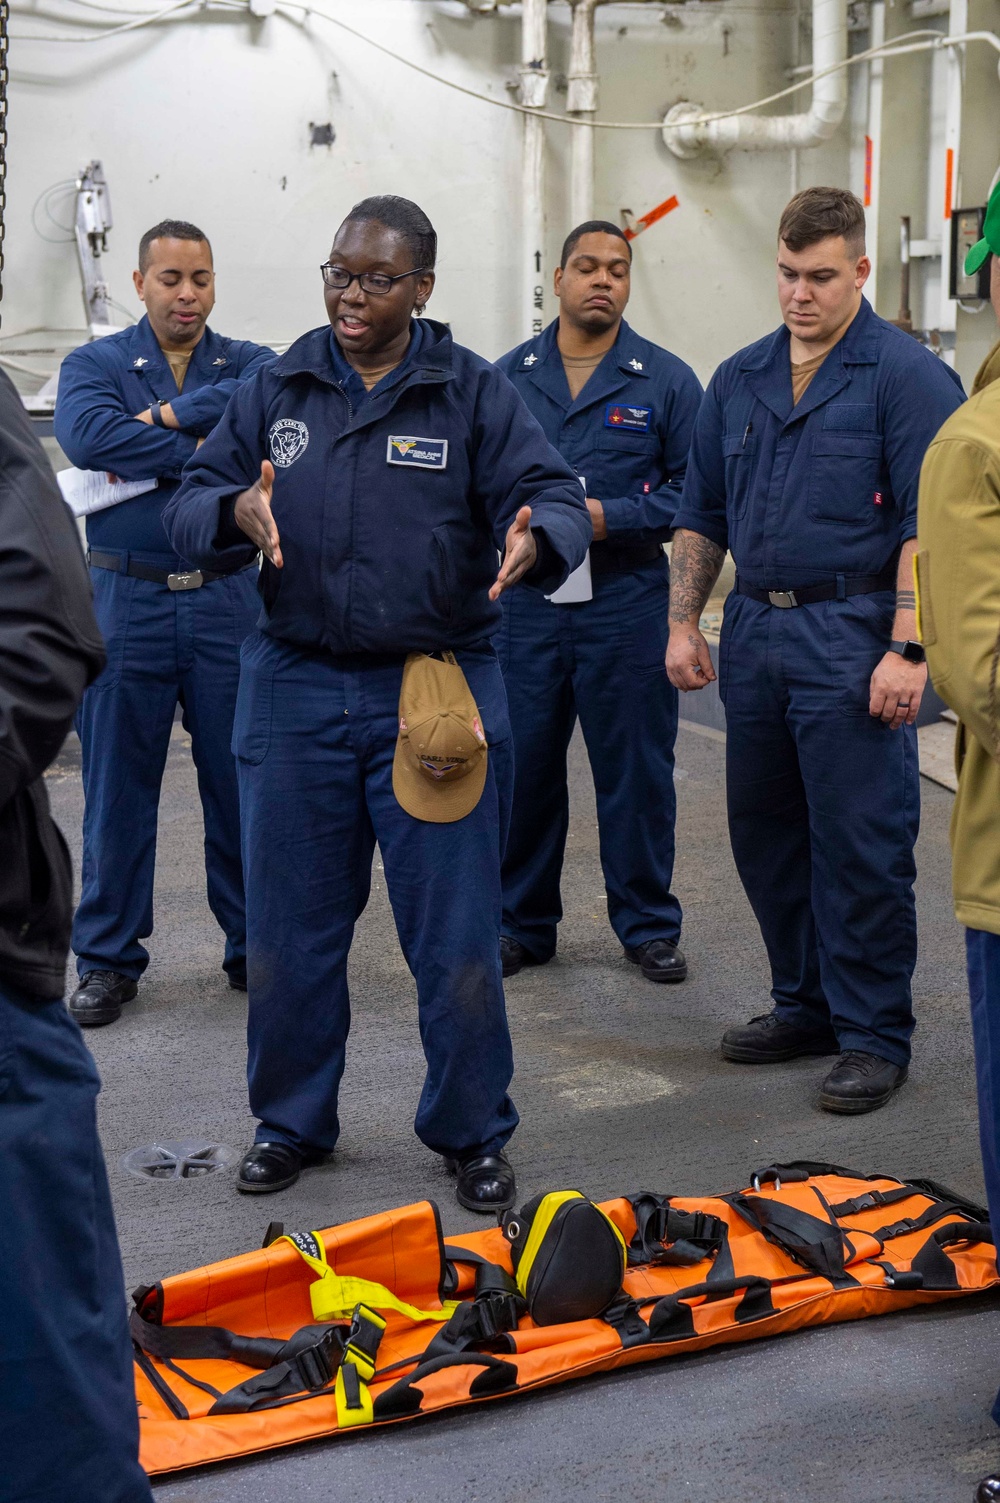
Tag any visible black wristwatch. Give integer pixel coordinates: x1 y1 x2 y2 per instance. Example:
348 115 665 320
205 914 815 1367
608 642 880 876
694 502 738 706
148 398 168 428
889 639 926 664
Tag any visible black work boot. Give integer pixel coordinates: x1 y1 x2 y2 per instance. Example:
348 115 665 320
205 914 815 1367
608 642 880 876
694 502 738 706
819 1051 908 1114
624 940 687 983
721 1010 839 1064
500 936 546 979
444 1151 517 1214
68 970 138 1028
975 1477 1000 1502
237 1142 327 1194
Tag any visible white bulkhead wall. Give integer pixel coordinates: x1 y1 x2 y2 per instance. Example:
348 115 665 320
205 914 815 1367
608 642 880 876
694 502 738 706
8 0 993 385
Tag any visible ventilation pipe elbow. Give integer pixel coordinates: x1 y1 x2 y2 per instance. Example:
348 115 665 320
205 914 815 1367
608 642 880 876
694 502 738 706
663 0 848 156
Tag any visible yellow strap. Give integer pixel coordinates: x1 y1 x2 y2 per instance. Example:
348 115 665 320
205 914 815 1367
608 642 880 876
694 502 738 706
335 1362 374 1427
279 1232 460 1325
333 1303 386 1428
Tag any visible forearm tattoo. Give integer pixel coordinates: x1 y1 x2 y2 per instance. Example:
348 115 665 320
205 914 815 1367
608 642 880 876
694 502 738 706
669 531 726 624
896 589 916 611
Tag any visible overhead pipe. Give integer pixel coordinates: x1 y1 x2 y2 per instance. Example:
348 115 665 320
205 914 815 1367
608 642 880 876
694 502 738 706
662 0 848 155
567 0 603 225
519 0 549 339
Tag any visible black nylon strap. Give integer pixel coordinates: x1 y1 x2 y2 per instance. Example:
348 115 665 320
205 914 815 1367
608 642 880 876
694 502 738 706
130 1307 347 1392
603 1293 651 1349
208 1326 347 1416
373 1352 518 1421
829 1186 916 1218
129 1306 291 1368
628 1194 727 1268
87 550 246 586
132 1342 189 1420
647 1275 776 1343
907 1221 993 1291
872 1259 925 1291
423 1261 526 1361
872 1201 979 1244
736 568 895 608
728 1193 855 1285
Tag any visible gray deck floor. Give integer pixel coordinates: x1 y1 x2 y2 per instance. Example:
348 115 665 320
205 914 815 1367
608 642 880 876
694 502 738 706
45 721 1000 1503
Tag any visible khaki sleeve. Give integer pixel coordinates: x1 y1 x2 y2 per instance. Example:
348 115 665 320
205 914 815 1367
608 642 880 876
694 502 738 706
917 436 1000 759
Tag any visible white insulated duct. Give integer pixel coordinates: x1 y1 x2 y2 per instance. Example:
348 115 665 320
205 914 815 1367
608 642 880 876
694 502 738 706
567 0 601 225
662 0 848 156
520 0 549 338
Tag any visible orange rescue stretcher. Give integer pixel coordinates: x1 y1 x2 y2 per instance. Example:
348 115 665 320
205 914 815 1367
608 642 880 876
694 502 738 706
133 1159 999 1476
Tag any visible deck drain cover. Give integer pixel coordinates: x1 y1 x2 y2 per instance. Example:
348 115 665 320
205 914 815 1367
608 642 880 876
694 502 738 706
121 1139 236 1181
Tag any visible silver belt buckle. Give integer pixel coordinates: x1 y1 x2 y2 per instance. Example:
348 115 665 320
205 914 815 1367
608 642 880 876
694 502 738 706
767 589 798 609
167 570 204 591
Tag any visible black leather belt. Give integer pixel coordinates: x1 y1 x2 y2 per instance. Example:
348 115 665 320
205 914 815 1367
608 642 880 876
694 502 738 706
590 542 664 576
736 568 896 609
87 550 251 591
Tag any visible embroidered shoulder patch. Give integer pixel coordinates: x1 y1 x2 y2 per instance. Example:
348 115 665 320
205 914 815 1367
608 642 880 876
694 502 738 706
604 403 652 433
387 436 449 469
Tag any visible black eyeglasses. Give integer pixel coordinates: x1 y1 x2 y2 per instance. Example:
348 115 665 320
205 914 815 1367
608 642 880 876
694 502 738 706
320 264 427 296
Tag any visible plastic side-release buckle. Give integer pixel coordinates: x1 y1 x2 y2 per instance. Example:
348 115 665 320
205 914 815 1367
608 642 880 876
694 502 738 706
292 1329 339 1391
344 1303 386 1380
335 1304 386 1428
475 1290 525 1341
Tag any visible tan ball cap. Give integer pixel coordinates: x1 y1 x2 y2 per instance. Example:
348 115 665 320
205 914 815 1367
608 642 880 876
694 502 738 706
392 652 489 823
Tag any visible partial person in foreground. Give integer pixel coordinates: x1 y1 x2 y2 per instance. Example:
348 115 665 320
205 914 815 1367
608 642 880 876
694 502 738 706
0 370 152 1503
164 196 591 1210
496 221 703 985
916 186 1000 1503
54 219 273 1027
667 186 964 1114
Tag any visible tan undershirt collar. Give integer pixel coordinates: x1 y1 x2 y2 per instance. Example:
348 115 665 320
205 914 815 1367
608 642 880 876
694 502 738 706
561 349 606 402
790 349 828 408
164 348 193 395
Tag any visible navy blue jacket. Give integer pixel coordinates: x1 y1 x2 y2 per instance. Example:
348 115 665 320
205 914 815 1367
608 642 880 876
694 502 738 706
673 297 965 588
53 316 274 561
163 319 592 656
497 318 703 543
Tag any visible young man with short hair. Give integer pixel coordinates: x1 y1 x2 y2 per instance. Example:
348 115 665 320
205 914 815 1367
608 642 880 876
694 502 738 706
497 221 703 983
54 221 273 1025
668 187 964 1112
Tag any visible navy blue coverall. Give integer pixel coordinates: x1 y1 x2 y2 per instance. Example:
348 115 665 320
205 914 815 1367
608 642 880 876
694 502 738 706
496 319 703 960
674 297 964 1063
0 366 151 1503
164 317 591 1159
54 316 273 985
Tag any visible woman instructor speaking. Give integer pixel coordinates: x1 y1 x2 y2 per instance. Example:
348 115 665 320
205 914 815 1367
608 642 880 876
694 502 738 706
165 197 591 1210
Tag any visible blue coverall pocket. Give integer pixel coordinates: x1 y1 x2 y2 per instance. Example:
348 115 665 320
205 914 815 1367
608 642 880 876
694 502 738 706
86 569 137 691
808 435 883 524
618 564 671 677
722 434 758 520
453 648 511 748
830 594 896 716
430 526 457 629
716 590 745 707
232 631 275 764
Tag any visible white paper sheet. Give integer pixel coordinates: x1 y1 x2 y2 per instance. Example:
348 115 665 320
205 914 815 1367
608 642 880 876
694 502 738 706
57 467 158 519
546 473 594 603
546 551 594 603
